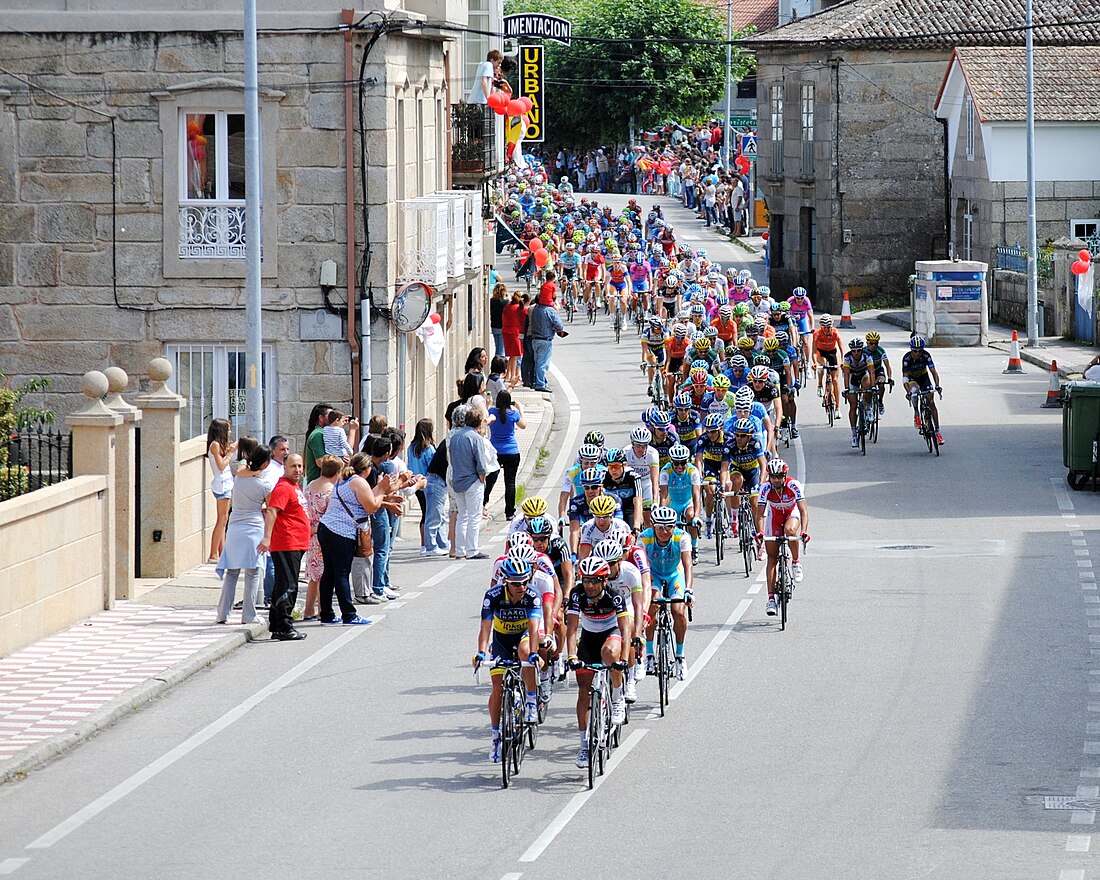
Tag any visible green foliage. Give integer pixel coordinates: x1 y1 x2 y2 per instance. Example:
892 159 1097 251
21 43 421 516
505 0 753 146
0 372 54 469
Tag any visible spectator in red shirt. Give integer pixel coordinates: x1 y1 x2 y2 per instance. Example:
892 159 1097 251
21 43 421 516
258 453 311 641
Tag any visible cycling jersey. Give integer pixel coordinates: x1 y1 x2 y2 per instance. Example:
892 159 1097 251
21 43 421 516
626 446 658 503
843 351 874 381
483 584 543 660
713 318 738 342
643 327 667 350
558 252 580 276
813 327 841 353
578 515 632 551
567 584 632 633
666 336 690 360
639 527 690 595
609 560 643 595
867 345 890 372
649 427 681 468
697 430 732 474
629 262 651 290
901 350 935 382
608 263 628 286
760 478 804 536
728 437 765 472
659 462 701 512
603 471 639 523
624 542 650 575
672 411 702 450
583 252 605 282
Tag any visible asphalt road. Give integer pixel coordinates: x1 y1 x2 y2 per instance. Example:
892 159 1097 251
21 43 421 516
0 196 1095 880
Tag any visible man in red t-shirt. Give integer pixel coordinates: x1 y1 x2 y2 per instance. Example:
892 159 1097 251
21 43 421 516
258 453 311 641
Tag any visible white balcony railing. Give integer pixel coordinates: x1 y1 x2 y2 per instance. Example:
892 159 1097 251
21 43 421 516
444 195 466 278
397 199 449 287
438 189 483 270
179 201 247 259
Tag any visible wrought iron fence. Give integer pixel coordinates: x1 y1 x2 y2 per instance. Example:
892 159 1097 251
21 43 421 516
451 103 495 175
0 427 72 502
994 243 1054 279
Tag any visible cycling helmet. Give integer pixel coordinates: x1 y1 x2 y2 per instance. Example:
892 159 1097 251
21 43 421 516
690 303 706 317
707 271 720 283
848 337 865 351
667 269 683 284
690 359 710 373
647 315 664 329
577 556 611 579
753 354 771 367
750 365 771 381
820 314 833 327
520 496 548 518
507 531 534 549
776 331 790 345
767 458 789 477
561 176 569 183
730 354 749 370
693 337 712 352
910 335 926 350
792 286 808 298
713 375 731 390
593 538 624 563
690 368 709 385
779 301 791 313
584 430 606 447
733 303 749 317
674 392 693 409
527 516 554 538
673 324 689 339
769 301 783 312
733 418 755 435
565 241 576 250
650 506 678 526
704 325 719 339
703 412 723 430
737 337 755 351
763 337 781 352
578 443 601 462
697 248 707 259
734 387 755 407
604 447 627 465
718 305 733 320
630 426 653 445
866 331 881 343
507 544 538 565
651 410 672 428
500 557 533 581
668 444 692 463
588 494 617 517
580 467 604 487
754 316 768 331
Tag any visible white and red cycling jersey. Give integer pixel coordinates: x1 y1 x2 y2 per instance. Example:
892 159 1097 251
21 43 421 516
625 542 650 575
760 478 804 536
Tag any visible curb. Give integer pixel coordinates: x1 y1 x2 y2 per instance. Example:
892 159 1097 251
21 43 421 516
0 620 265 784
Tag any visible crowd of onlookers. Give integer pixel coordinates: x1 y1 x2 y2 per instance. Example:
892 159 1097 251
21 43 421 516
204 346 534 639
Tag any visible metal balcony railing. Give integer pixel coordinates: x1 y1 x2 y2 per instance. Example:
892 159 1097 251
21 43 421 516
179 201 248 259
451 103 495 176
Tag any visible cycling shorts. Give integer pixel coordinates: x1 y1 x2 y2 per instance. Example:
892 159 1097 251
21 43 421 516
632 280 650 293
700 460 725 481
646 345 667 367
567 494 590 522
561 266 577 279
490 631 529 672
668 356 684 374
846 373 871 394
907 375 935 393
576 627 621 666
651 574 686 601
731 467 760 494
816 348 838 367
585 266 601 282
794 315 810 334
763 505 800 537
609 280 627 293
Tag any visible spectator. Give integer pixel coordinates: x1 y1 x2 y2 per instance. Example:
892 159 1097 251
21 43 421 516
361 434 400 604
490 283 508 359
502 291 527 388
465 347 489 375
303 403 333 482
257 453 310 641
528 283 568 393
596 149 610 193
585 152 598 192
408 419 437 554
443 402 469 557
318 452 401 625
468 49 502 104
422 424 450 556
384 426 425 568
484 390 526 520
702 175 718 227
214 443 272 626
486 355 507 399
321 410 357 460
367 414 388 435
732 175 747 237
266 435 289 483
302 454 341 621
449 408 492 559
205 418 237 564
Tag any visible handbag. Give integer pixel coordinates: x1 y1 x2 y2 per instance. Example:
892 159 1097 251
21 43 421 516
335 480 373 558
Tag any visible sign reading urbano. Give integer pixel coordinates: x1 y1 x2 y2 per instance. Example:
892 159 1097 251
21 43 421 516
503 13 572 46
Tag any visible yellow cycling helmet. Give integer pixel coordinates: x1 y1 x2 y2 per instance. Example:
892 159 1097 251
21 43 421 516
693 337 712 352
588 494 617 517
737 337 755 350
713 375 731 389
520 496 547 518
763 337 780 352
865 331 881 343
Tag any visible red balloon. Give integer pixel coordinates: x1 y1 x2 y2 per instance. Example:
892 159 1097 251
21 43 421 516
1072 260 1090 276
528 237 542 252
505 99 524 117
761 231 770 241
517 96 533 113
429 312 442 324
491 102 506 116
735 156 750 175
487 91 507 110
1080 249 1093 263
534 249 550 268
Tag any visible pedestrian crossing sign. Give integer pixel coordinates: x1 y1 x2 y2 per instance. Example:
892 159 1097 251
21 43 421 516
739 133 757 158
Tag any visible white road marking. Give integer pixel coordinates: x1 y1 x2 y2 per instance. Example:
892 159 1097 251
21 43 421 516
1081 768 1100 777
1083 742 1100 755
403 591 422 600
499 874 524 880
419 563 462 589
1070 811 1096 825
669 599 753 700
747 581 763 595
518 728 649 863
25 623 376 850
1074 539 1088 546
1066 834 1091 852
535 364 582 505
1053 478 1075 511
0 860 29 875
386 602 405 609
1059 870 1086 880
1076 785 1099 797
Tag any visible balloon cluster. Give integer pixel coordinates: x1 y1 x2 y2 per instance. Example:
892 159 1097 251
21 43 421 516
519 236 550 269
487 91 533 118
1072 249 1093 276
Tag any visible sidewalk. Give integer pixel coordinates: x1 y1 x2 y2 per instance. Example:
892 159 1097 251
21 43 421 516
0 387 556 785
875 308 1097 377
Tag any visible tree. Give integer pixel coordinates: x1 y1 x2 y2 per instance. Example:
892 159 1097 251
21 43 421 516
505 0 754 146
0 373 54 501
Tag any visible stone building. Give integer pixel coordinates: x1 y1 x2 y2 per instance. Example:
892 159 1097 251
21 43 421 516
0 0 502 443
744 0 1100 312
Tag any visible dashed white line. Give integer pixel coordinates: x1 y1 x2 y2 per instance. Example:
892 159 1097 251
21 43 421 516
499 874 524 880
670 599 753 700
1059 870 1085 880
1066 834 1091 853
0 859 29 875
419 563 462 590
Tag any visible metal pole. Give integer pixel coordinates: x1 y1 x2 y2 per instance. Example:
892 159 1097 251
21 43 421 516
723 0 732 172
1024 0 1039 345
243 0 264 437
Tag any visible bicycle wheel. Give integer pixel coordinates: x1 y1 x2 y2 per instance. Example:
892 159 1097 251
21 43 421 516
858 407 867 456
825 395 834 428
740 509 753 578
614 314 622 345
512 683 527 774
656 621 669 716
931 426 940 457
587 686 600 789
714 503 724 565
869 404 879 444
779 558 790 631
565 294 575 324
500 682 515 788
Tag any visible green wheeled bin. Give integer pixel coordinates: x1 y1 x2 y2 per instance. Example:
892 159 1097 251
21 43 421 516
1063 381 1100 490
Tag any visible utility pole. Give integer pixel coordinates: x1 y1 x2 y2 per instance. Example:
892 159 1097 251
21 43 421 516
723 0 733 171
1024 0 1039 346
243 0 265 437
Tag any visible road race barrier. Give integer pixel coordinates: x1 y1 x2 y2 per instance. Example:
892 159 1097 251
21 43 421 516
1002 329 1025 374
1041 359 1063 407
839 291 855 328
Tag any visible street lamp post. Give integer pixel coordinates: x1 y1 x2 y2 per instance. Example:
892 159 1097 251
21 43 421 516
723 0 733 171
243 0 264 438
1024 0 1039 346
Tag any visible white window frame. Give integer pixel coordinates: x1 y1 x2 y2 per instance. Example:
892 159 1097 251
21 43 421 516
178 110 250 261
800 83 814 177
464 0 490 95
1071 219 1100 240
154 80 283 279
964 93 975 161
166 343 277 442
769 84 784 174
962 204 974 260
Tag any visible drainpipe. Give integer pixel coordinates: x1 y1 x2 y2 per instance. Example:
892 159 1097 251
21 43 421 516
343 8 363 421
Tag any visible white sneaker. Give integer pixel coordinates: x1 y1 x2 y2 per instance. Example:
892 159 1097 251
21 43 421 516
624 678 638 703
765 597 778 616
645 655 656 676
490 737 501 763
816 386 823 398
575 745 590 768
675 658 686 681
792 562 804 583
382 587 400 600
611 696 626 724
419 547 430 556
704 518 713 539
524 701 538 723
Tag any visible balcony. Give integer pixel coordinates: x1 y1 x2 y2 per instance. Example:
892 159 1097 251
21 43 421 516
439 189 483 270
451 102 495 179
397 199 450 288
179 201 247 259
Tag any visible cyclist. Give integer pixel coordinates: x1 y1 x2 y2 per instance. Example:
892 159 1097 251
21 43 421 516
629 252 653 315
902 335 943 444
812 314 842 415
606 254 631 323
749 366 784 454
841 337 876 449
759 459 809 616
727 418 767 536
567 556 634 767
626 426 660 527
591 538 646 704
723 353 751 393
602 447 643 534
733 385 774 457
696 412 733 538
648 410 681 469
709 374 734 422
578 492 633 562
672 392 703 453
639 505 693 680
787 286 815 363
762 336 796 439
557 241 582 307
474 556 545 762
557 443 603 523
641 315 668 399
581 242 606 310
567 467 619 553
659 443 702 564
865 331 894 416
506 495 559 539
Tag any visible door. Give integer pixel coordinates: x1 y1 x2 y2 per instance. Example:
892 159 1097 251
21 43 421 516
799 207 817 299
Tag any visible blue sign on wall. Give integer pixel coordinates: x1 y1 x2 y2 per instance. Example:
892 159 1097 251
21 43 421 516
929 271 984 282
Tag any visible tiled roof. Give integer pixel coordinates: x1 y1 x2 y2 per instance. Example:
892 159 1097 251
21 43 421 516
743 0 1100 49
953 45 1100 122
699 0 779 34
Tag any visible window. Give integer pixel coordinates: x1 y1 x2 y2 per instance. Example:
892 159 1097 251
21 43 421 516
1072 219 1100 240
464 0 490 94
962 203 973 260
770 213 784 268
155 81 282 279
736 73 757 100
964 93 975 160
769 84 784 175
166 344 276 442
800 83 814 178
467 282 476 333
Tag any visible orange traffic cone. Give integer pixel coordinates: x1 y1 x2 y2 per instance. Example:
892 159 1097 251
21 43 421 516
839 291 855 328
1002 329 1025 374
1041 359 1062 407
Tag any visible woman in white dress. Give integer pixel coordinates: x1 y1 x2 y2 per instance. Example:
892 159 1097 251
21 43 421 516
215 444 272 626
